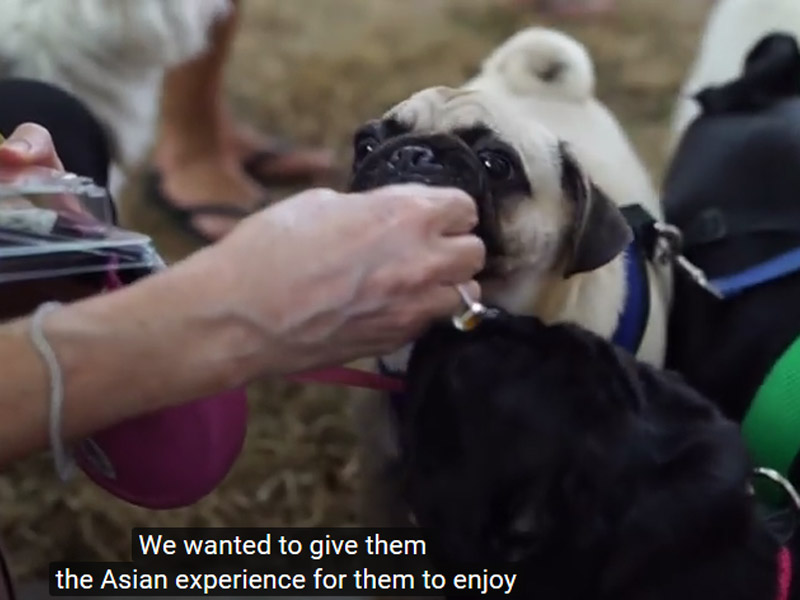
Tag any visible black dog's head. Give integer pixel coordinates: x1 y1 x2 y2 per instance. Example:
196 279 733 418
349 86 631 284
663 34 800 418
399 312 766 596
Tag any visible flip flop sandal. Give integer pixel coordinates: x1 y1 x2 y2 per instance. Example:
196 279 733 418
144 171 270 244
241 137 335 187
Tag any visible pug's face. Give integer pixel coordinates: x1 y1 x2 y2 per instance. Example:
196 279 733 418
349 86 631 292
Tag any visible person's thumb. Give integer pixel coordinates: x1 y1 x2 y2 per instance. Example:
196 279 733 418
0 123 64 170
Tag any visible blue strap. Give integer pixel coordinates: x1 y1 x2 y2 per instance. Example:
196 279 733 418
710 246 800 299
611 243 650 355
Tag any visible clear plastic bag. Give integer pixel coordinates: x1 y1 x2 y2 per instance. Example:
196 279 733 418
0 167 165 319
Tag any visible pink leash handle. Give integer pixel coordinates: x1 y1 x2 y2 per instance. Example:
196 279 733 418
74 264 249 510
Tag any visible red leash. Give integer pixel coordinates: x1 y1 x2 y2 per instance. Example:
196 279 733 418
287 366 405 393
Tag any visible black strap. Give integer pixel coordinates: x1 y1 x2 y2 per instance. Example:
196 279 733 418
682 206 800 249
620 204 659 260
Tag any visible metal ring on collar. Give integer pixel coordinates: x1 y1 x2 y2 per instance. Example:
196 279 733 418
451 284 488 332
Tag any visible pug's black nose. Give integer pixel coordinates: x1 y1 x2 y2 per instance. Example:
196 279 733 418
390 145 438 170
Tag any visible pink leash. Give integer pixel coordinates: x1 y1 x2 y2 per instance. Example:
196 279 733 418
288 366 405 393
777 546 792 600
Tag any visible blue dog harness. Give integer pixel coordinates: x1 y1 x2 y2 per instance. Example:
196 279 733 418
612 217 651 354
612 241 650 353
613 204 656 356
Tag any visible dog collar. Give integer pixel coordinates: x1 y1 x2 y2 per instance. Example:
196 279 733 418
612 205 654 355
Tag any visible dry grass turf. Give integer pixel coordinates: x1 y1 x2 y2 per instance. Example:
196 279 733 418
0 0 713 581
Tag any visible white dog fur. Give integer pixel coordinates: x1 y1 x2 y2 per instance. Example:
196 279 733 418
670 0 800 148
0 0 232 196
463 26 669 367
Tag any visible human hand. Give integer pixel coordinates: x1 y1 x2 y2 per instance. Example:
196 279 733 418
0 123 65 171
189 184 486 375
0 123 92 216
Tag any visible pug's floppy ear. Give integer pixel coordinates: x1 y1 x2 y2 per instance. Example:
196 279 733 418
559 143 632 278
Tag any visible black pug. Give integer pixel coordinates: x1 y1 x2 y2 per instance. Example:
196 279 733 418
665 33 800 428
399 311 793 599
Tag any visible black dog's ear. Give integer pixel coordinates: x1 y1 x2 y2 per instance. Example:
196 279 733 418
696 33 800 115
559 143 633 279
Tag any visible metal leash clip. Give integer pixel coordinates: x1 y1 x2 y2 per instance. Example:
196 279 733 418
653 221 723 300
451 284 490 332
752 467 800 514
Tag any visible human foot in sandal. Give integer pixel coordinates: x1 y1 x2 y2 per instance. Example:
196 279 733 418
227 119 336 187
147 155 270 243
147 0 334 242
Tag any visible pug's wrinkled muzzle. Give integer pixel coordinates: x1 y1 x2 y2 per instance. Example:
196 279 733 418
349 132 504 258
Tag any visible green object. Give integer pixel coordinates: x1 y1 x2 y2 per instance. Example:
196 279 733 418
742 335 800 504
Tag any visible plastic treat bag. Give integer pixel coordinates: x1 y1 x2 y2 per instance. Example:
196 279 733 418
0 166 248 509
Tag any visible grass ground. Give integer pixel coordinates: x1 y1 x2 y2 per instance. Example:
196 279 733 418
1 0 713 581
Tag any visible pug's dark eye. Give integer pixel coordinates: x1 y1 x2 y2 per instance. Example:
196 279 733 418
478 151 514 181
355 137 379 161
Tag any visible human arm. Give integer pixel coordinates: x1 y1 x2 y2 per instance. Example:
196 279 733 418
0 124 485 468
0 256 258 465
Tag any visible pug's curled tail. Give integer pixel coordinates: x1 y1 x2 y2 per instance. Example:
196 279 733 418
475 27 596 102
